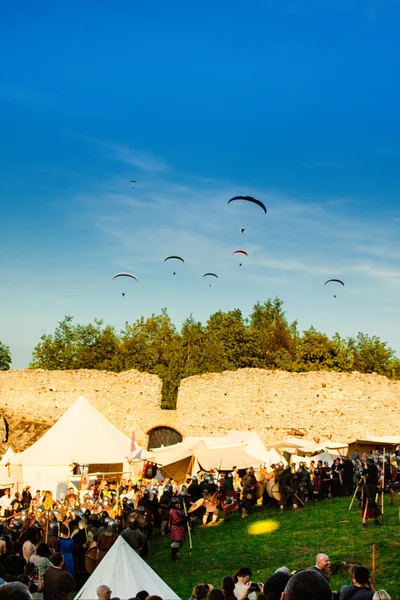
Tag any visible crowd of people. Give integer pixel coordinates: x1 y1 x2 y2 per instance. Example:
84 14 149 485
0 446 398 598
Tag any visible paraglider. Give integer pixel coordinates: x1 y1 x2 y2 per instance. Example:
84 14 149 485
122 293 125 297
324 279 344 298
113 273 139 282
228 196 267 214
164 256 184 275
240 227 246 234
232 250 248 267
129 179 137 188
203 273 218 287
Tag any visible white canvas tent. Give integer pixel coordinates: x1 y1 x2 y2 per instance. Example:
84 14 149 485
9 396 146 496
149 431 286 481
266 437 348 455
75 536 179 600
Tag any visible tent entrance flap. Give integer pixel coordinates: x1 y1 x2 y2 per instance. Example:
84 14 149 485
160 456 192 483
88 463 123 475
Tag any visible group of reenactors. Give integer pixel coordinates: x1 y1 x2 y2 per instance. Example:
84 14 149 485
0 448 399 570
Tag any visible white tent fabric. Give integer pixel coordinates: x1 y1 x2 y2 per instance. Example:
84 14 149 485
14 396 133 466
9 396 144 495
75 536 180 600
0 447 15 466
266 437 348 455
149 431 283 475
289 450 340 468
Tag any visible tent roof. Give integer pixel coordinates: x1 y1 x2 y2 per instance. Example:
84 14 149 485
351 435 400 446
12 396 133 466
0 446 15 466
266 437 348 454
75 536 179 600
149 431 280 471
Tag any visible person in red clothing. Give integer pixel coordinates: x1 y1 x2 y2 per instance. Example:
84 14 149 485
169 497 186 562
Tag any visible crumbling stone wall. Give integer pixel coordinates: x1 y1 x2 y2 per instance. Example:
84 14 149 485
0 368 399 453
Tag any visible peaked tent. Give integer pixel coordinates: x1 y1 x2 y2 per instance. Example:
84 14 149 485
75 536 180 600
149 431 285 481
0 447 16 490
10 396 143 495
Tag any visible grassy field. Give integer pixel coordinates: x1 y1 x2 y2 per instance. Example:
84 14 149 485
147 497 400 600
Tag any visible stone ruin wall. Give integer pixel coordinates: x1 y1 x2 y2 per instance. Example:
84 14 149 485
1 368 400 454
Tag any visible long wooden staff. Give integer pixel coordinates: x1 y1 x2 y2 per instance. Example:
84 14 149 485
182 499 193 558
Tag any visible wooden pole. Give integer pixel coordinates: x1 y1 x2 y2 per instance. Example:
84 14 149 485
182 498 193 558
381 448 385 523
371 544 376 586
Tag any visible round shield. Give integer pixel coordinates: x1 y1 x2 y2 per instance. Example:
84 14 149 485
255 482 264 500
188 498 204 513
84 543 97 574
221 491 239 513
267 478 280 502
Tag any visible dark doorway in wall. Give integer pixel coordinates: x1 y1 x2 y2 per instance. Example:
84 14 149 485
147 426 182 450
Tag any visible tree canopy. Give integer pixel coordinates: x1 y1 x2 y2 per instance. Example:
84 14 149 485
0 341 12 371
29 299 400 408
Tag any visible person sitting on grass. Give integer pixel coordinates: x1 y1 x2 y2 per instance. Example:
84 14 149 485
338 566 375 600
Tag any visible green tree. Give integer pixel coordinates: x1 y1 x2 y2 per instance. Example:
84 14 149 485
29 316 120 370
0 340 12 370
348 333 397 376
295 328 351 372
248 298 297 368
205 309 251 369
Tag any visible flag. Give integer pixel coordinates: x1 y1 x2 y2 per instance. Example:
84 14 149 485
80 467 89 492
131 429 136 452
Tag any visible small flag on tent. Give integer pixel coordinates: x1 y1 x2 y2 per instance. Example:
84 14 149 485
80 467 89 492
131 429 136 452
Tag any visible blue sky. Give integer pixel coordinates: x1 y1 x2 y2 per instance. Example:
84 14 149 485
1 0 400 368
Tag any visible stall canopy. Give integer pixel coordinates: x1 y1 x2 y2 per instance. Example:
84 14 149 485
266 437 348 455
9 396 147 495
75 536 180 600
149 431 286 481
0 447 16 490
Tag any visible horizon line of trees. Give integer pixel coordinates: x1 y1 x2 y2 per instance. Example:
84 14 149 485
21 297 400 408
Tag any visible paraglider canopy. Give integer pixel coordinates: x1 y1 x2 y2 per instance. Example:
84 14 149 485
164 256 185 263
325 279 344 298
231 250 248 257
324 279 344 286
228 196 267 214
113 273 139 282
203 273 218 278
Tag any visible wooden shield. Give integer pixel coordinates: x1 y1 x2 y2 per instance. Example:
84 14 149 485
188 498 204 513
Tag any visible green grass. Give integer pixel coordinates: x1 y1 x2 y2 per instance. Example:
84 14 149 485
147 497 400 600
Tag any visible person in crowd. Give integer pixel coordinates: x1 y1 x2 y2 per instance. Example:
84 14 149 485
96 520 119 565
222 577 236 600
57 525 75 576
277 465 297 512
96 585 112 599
338 565 375 600
190 584 212 600
208 591 225 600
0 581 33 599
5 541 26 580
233 568 262 600
361 459 382 528
308 553 330 582
30 544 52 599
169 497 186 562
22 530 38 564
281 570 332 600
42 552 75 600
240 469 258 518
263 571 291 600
21 488 32 511
120 516 148 558
0 488 12 515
